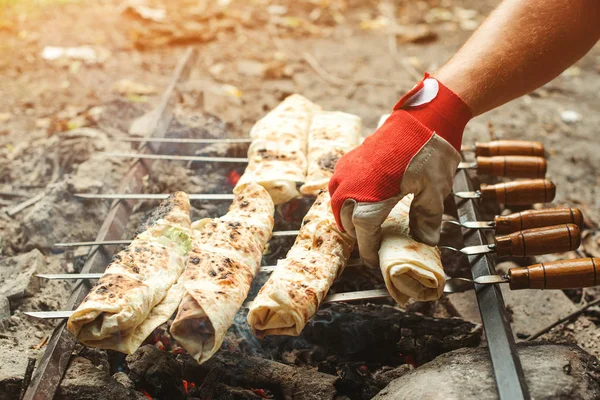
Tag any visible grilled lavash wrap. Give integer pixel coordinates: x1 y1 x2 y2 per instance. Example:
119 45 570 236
248 190 355 337
379 194 445 305
236 139 307 205
300 111 362 196
67 192 192 353
170 183 274 364
236 94 321 204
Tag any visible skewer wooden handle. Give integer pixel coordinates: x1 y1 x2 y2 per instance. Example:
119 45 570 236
494 223 581 257
494 208 584 235
476 156 546 178
509 258 599 290
475 140 545 157
479 179 556 205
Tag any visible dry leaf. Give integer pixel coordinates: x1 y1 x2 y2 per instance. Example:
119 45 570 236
112 79 158 96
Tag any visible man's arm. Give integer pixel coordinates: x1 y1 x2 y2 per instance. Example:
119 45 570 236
329 0 600 267
437 0 600 116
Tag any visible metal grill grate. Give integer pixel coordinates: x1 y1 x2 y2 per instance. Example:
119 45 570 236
23 46 528 400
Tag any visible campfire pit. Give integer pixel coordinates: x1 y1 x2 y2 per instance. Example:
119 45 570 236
17 48 558 400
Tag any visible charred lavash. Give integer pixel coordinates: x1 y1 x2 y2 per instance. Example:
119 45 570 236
67 192 192 354
170 182 274 363
379 194 445 305
300 111 362 196
236 94 321 204
247 190 354 337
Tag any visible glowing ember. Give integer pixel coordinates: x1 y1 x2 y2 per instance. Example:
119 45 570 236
403 355 418 367
280 200 300 222
182 380 196 394
140 389 152 400
228 170 241 185
250 388 273 398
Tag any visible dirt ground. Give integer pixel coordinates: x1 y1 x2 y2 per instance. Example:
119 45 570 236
1 0 599 397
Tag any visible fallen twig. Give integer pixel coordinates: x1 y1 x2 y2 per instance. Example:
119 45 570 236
302 51 354 87
525 297 600 341
32 335 49 350
0 191 29 198
382 0 423 82
303 51 403 87
5 192 45 217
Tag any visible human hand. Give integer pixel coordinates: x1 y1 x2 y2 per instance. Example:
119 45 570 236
329 74 471 267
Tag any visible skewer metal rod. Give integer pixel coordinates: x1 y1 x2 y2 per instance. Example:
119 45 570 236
53 230 301 248
101 152 248 163
117 137 252 144
24 287 386 319
74 193 236 200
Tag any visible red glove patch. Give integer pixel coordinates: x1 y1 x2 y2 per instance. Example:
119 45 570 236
328 74 472 231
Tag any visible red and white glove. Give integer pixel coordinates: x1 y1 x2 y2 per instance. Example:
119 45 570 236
328 74 472 267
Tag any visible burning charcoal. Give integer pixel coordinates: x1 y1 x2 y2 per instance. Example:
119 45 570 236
372 343 600 400
126 345 186 400
208 383 264 400
337 363 382 400
57 356 145 400
331 267 387 294
0 249 43 304
112 372 136 391
179 352 337 400
257 303 482 366
372 364 413 388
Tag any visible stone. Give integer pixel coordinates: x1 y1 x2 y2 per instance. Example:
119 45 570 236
57 356 145 400
0 249 43 302
182 351 339 400
112 372 135 391
373 343 600 400
126 345 186 400
21 181 106 250
0 295 9 320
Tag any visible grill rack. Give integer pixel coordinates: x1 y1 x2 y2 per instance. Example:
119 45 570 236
23 47 530 400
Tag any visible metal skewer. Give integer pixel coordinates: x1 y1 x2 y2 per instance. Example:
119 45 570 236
443 207 583 234
74 193 236 200
439 223 581 257
53 230 301 248
102 152 249 163
117 137 252 144
444 257 599 293
103 152 545 178
453 179 555 204
36 259 362 280
25 287 386 320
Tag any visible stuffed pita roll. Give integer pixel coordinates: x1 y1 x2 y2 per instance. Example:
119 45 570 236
170 183 274 364
300 111 362 196
379 194 445 305
235 139 307 205
237 94 321 204
67 192 192 353
248 190 354 337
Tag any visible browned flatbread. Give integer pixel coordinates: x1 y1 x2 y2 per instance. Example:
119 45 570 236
236 94 321 204
170 183 274 363
379 194 445 304
247 190 354 337
300 111 362 196
67 192 192 354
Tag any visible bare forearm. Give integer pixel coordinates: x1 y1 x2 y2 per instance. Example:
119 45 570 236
436 0 600 116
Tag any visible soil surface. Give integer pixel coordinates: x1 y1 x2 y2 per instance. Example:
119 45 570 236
1 0 599 398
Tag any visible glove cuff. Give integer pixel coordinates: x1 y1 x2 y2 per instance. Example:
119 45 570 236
393 73 472 152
